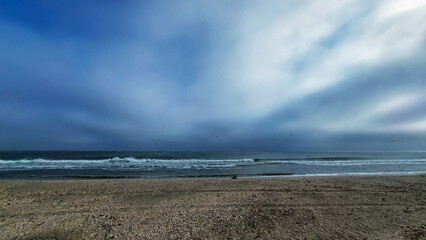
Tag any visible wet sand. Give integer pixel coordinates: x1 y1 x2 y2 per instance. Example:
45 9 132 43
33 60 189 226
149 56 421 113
0 175 425 239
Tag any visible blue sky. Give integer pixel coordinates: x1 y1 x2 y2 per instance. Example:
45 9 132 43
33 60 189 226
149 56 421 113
1 0 426 151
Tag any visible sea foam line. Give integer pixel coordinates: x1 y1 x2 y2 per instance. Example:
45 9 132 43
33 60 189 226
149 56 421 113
0 157 256 170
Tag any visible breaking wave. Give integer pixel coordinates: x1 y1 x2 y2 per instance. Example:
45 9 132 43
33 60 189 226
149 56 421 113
0 157 425 170
0 157 255 170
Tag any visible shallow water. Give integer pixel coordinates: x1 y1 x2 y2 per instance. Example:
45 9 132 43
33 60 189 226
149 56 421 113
0 151 425 179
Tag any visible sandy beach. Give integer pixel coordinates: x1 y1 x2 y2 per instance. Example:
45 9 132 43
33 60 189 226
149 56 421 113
0 175 425 239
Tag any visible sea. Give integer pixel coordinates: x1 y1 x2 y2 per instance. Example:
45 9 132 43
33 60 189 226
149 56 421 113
0 151 425 180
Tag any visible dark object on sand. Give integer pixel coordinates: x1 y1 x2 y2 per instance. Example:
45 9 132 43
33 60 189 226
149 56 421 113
231 175 237 179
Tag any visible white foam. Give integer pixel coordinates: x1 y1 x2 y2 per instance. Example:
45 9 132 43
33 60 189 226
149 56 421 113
1 157 425 170
266 159 426 166
287 171 426 177
0 157 255 170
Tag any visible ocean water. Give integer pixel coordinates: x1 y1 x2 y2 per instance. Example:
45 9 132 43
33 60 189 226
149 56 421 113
0 151 425 179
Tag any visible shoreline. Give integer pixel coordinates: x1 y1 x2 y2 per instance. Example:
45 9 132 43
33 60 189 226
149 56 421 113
1 171 425 181
1 174 425 239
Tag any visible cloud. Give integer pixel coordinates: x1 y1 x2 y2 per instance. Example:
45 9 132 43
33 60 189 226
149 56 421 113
0 0 425 150
198 0 426 118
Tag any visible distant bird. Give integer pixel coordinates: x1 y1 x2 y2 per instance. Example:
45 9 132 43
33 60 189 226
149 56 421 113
391 140 396 143
290 133 293 136
215 136 218 138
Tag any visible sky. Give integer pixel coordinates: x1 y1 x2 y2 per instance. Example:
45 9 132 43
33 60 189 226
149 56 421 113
0 0 426 151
